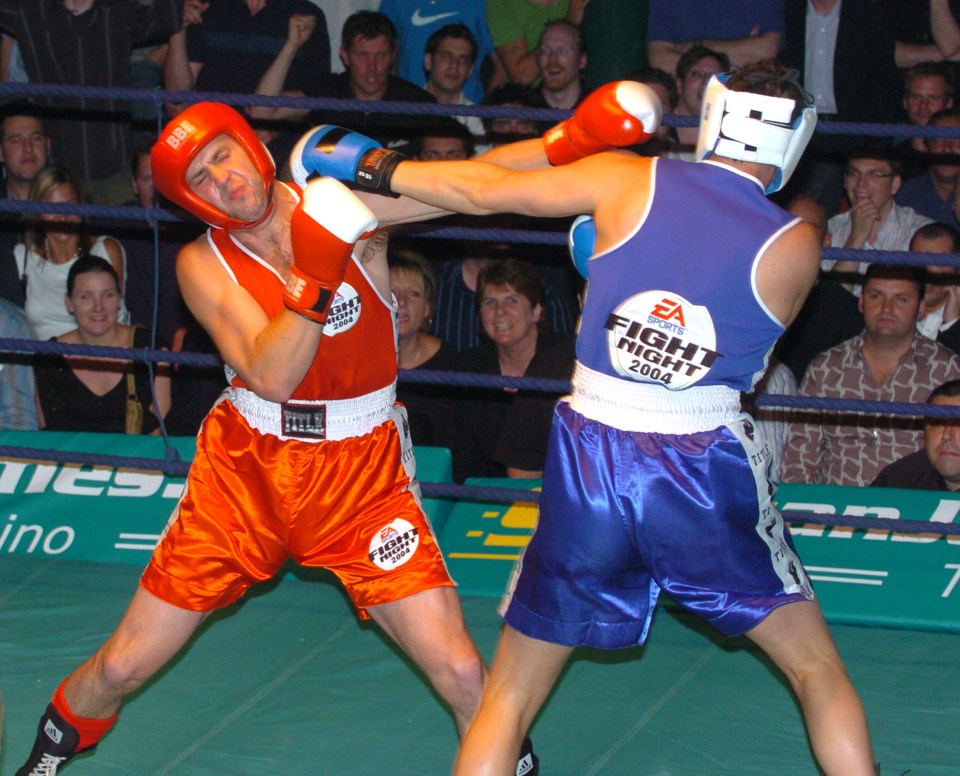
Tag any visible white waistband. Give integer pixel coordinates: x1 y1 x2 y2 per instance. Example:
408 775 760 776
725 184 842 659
227 384 396 442
568 362 742 434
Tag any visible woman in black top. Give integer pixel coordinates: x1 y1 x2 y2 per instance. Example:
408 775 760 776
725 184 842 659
35 255 170 434
456 258 575 481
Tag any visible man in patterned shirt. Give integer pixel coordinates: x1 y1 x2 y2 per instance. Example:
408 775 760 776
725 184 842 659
782 263 960 486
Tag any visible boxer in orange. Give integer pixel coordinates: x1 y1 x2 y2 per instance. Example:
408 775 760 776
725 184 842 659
14 102 496 776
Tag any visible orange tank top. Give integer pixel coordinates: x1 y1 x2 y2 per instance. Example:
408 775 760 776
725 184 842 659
207 227 398 401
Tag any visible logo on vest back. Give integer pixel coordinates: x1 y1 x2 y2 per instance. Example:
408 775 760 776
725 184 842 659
322 282 361 336
605 290 722 389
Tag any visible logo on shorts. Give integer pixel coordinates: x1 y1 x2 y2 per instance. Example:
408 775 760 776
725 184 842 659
322 283 361 336
605 290 722 389
369 518 420 570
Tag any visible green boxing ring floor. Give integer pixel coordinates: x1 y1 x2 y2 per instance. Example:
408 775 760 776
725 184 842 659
0 555 956 775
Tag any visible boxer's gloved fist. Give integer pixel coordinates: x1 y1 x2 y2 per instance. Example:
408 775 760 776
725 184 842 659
283 178 378 324
568 215 596 280
290 125 405 196
543 81 662 166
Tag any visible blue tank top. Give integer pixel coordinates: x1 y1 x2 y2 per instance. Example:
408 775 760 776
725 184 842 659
577 158 798 393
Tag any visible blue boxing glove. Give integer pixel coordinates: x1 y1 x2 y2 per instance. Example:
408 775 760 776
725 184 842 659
289 125 405 196
568 215 596 280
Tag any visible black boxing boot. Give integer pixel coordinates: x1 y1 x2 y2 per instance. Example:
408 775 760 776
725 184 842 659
16 703 90 776
517 735 539 776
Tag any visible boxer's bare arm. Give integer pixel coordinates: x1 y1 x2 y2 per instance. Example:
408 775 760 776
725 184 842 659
755 219 821 327
364 138 555 227
176 237 325 402
389 150 645 222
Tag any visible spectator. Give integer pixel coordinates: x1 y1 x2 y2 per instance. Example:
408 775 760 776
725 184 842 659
892 0 960 71
129 41 171 142
782 0 901 216
896 108 960 224
34 255 170 434
780 150 932 378
308 0 376 73
872 378 960 491
379 0 496 104
255 10 435 148
532 19 589 111
420 24 487 145
487 0 585 88
431 243 578 352
912 223 960 354
775 193 863 383
825 148 933 292
390 244 462 451
410 121 475 161
165 0 328 103
896 61 955 178
626 66 679 157
0 0 183 205
455 258 575 481
0 297 39 430
646 0 784 77
670 46 729 161
480 82 542 149
167 0 328 166
781 263 960 487
0 101 51 308
116 135 197 347
0 102 51 202
15 165 128 341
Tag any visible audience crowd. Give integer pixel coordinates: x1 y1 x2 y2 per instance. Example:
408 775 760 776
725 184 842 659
1 0 960 491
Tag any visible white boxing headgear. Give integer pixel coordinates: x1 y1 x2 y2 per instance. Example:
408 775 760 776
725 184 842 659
696 71 817 194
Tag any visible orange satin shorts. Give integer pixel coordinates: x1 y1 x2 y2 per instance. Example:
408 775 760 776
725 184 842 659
140 400 453 617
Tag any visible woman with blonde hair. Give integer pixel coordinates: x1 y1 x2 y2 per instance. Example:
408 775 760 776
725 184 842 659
390 245 462 449
15 164 127 340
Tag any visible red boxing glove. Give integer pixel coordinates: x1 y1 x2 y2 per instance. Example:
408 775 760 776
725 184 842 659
543 81 663 166
283 178 378 324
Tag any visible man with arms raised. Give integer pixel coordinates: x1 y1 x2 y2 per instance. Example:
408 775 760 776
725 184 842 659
300 60 875 773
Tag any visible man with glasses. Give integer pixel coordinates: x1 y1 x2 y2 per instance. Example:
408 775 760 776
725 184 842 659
421 24 486 145
380 2 494 105
825 149 932 289
532 20 588 111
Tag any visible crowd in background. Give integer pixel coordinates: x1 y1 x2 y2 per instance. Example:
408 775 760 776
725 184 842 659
1 0 960 491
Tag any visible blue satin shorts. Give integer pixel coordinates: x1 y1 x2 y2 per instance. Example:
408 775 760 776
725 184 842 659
501 399 815 649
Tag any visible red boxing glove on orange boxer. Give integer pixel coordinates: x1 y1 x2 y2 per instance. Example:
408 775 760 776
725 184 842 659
283 178 378 325
543 81 663 166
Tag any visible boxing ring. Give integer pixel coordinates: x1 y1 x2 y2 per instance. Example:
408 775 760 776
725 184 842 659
1 83 960 774
0 432 958 774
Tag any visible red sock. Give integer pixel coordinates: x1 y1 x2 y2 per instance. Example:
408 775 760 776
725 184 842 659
51 678 118 751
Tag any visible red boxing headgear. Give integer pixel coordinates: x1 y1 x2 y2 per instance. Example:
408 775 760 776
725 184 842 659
151 102 276 230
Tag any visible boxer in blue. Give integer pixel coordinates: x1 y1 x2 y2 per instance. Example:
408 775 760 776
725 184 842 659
297 61 874 775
